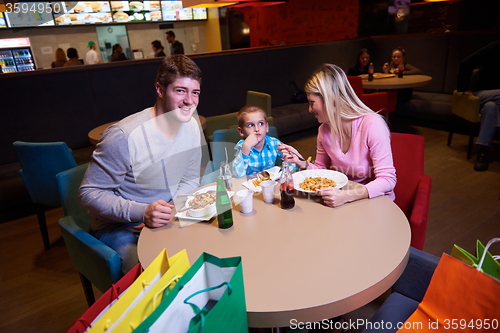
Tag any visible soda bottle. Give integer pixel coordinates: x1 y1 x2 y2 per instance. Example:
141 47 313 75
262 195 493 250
398 62 404 78
279 161 295 209
368 62 374 81
216 176 233 229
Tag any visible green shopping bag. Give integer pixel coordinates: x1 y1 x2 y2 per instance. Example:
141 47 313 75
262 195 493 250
133 252 248 333
451 238 500 280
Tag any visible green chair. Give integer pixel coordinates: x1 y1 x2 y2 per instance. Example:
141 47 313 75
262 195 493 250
13 141 77 250
57 163 122 306
447 90 481 159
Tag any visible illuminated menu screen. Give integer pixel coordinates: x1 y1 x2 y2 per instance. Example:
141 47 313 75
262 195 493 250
111 1 162 22
4 2 55 27
53 2 113 25
0 13 6 28
161 1 194 21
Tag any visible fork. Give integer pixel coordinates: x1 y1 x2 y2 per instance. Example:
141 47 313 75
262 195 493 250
287 149 306 161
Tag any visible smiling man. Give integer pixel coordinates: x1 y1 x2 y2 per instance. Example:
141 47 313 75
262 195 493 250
79 55 205 273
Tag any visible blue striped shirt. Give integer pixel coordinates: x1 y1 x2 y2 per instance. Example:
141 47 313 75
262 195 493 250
232 136 297 177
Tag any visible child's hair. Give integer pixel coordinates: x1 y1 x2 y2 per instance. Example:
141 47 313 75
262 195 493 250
237 105 267 128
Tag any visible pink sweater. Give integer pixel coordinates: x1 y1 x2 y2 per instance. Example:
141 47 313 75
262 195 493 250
309 114 396 200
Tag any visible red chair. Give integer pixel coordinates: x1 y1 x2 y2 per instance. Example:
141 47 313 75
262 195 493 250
391 132 432 250
347 75 398 123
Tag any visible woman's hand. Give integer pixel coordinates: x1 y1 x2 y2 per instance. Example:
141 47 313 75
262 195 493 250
278 144 307 168
316 185 369 207
144 200 174 228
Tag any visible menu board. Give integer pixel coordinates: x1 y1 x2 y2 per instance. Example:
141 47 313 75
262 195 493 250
111 1 162 22
161 1 193 21
0 13 6 28
4 2 55 27
53 2 112 25
192 8 207 20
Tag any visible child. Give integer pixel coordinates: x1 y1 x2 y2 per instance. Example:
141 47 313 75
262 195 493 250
232 105 297 178
382 46 422 75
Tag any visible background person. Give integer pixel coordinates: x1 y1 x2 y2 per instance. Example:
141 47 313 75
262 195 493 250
78 55 205 273
86 41 101 65
382 46 421 75
110 43 128 62
51 47 67 68
279 64 396 208
232 105 297 178
347 48 371 76
166 30 184 55
63 48 82 67
457 40 500 171
151 40 166 57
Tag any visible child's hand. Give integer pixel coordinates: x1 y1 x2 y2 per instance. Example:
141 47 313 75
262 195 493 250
241 132 263 155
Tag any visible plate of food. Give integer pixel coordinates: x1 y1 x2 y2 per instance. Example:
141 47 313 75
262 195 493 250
359 73 395 80
292 169 348 194
175 186 234 221
242 166 281 192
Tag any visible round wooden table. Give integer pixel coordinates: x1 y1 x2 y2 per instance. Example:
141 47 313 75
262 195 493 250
361 74 432 90
87 115 206 145
138 179 411 328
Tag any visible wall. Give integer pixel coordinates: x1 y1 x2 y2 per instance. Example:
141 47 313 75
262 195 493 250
236 0 359 47
0 21 209 68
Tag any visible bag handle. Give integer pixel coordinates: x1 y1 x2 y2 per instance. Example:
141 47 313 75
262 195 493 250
477 238 500 271
152 275 183 309
183 282 233 333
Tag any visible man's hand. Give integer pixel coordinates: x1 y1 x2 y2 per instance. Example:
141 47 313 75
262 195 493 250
463 90 475 96
144 200 174 228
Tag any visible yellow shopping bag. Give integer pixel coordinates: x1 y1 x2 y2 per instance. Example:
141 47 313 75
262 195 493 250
88 248 190 333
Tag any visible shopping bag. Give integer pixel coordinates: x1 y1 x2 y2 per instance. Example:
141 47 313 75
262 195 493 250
66 263 143 333
451 238 500 280
88 248 190 333
398 242 500 332
133 252 248 333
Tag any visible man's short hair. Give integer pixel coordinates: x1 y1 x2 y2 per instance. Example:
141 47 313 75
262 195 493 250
166 30 175 38
67 47 78 59
237 105 267 128
155 54 202 90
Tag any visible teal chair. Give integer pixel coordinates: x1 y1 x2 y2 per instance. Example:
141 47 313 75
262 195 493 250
57 163 122 306
210 126 279 178
13 141 77 250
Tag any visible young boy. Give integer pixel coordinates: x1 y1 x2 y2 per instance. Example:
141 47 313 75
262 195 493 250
232 105 297 178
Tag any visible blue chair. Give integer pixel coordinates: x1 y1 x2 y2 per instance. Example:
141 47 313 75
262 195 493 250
361 247 440 333
57 163 122 306
210 126 280 178
13 141 77 250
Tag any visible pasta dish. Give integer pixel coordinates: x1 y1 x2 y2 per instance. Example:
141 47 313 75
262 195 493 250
188 191 216 209
299 177 336 191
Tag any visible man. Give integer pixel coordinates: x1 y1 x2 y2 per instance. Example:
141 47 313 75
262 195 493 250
79 55 205 273
85 41 101 65
166 30 184 55
457 41 500 171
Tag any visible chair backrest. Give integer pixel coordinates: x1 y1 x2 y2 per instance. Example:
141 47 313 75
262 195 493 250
13 141 77 207
246 90 273 125
390 132 425 215
56 163 92 232
346 75 364 97
211 126 279 175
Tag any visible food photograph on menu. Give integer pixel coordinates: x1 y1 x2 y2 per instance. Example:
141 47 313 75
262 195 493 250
192 8 207 20
0 13 6 28
161 1 193 21
53 1 112 25
111 1 163 22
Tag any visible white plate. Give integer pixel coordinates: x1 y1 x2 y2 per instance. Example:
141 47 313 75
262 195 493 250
292 169 348 193
175 187 234 221
241 166 282 192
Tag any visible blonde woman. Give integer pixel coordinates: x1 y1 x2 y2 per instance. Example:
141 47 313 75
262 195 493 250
51 48 67 68
279 64 396 207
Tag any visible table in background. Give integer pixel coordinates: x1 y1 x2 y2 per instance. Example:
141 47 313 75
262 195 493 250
361 74 432 90
87 115 206 145
138 179 411 328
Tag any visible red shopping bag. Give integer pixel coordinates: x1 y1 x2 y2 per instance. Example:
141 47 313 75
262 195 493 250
67 263 143 333
398 252 500 332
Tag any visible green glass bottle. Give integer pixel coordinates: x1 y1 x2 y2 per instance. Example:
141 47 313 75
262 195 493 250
216 176 233 229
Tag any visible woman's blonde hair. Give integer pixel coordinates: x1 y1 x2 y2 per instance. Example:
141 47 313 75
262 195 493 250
55 48 67 62
304 63 376 147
